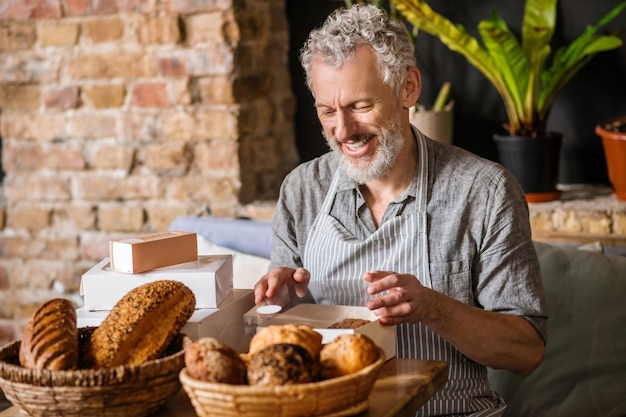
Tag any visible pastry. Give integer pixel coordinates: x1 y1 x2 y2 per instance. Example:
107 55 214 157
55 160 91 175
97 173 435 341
19 298 79 370
328 318 371 329
247 343 318 386
320 333 380 379
185 337 247 384
84 280 195 368
248 324 323 360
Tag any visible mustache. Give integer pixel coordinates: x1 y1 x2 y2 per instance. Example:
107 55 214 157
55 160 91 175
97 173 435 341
334 133 375 144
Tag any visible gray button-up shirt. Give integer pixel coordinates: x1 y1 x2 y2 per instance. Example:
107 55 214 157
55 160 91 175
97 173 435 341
270 135 548 342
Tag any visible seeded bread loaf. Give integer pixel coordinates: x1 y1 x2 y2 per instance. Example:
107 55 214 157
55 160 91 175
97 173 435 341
84 280 195 368
19 298 79 371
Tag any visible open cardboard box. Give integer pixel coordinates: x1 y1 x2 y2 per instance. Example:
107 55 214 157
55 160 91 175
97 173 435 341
259 303 396 359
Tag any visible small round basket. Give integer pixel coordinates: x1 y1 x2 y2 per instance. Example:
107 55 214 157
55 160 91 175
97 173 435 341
0 327 189 417
180 348 386 417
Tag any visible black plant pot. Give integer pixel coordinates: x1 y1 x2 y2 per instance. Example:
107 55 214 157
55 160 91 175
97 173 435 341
493 133 562 202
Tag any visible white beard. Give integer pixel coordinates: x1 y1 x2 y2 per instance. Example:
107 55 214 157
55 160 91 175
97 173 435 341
324 114 405 184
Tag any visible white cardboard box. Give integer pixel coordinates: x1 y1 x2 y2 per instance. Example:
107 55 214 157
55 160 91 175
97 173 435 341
77 289 255 353
80 255 233 310
258 303 397 359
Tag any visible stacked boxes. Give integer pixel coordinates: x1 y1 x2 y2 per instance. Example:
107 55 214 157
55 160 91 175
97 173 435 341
78 231 255 351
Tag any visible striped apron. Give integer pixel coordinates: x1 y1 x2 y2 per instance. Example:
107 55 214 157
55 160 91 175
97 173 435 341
303 132 506 417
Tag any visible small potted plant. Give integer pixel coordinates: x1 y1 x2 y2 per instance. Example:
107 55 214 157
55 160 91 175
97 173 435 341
595 117 626 202
390 0 626 201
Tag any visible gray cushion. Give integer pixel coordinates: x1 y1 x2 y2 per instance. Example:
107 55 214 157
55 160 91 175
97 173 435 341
488 241 626 417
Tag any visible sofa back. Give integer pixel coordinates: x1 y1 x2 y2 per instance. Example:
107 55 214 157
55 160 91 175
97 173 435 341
488 241 626 417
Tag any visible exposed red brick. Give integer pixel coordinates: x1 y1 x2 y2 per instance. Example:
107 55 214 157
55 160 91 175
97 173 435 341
64 0 118 16
131 82 170 108
159 57 187 77
0 0 62 19
44 86 80 110
0 266 8 290
166 0 230 14
117 0 158 13
0 22 37 51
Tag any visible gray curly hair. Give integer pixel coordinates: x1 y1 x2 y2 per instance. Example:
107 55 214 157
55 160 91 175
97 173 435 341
299 3 415 97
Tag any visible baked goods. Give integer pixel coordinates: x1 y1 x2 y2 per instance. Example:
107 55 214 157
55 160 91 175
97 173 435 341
328 318 371 329
185 337 247 384
247 343 318 386
320 333 379 379
84 280 195 368
248 324 323 360
19 298 79 371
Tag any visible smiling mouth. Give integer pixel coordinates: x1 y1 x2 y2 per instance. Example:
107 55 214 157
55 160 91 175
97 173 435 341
341 135 374 151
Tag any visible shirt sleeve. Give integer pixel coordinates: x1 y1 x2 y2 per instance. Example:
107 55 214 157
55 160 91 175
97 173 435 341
473 169 548 344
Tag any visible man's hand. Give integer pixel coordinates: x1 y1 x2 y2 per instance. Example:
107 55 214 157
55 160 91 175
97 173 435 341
363 270 433 325
363 270 544 376
253 267 310 304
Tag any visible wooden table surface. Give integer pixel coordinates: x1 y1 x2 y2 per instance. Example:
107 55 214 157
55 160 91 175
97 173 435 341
0 358 448 417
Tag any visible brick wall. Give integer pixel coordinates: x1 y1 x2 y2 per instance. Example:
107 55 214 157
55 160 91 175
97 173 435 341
0 0 297 345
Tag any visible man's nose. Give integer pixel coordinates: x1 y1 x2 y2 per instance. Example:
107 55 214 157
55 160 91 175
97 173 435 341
333 110 356 142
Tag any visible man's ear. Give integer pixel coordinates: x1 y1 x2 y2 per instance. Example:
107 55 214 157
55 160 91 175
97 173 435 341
401 67 421 109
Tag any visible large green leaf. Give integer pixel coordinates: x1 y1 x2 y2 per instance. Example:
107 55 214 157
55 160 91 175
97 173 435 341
390 0 626 135
393 0 521 130
538 3 626 113
478 12 528 132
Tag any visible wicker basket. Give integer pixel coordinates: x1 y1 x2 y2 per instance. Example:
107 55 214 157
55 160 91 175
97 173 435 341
0 327 189 417
180 348 386 417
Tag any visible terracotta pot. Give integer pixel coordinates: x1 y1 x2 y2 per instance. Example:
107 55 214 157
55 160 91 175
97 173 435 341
595 116 626 202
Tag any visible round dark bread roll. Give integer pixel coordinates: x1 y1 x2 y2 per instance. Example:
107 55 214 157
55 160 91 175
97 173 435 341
185 337 246 384
320 333 380 379
247 343 318 386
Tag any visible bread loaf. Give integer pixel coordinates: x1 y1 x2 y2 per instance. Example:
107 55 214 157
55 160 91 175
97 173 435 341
185 337 247 384
84 280 195 368
248 324 323 360
320 333 380 379
19 298 79 371
247 343 318 386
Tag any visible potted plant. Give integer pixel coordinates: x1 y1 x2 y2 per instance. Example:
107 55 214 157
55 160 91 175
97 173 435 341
595 117 626 201
409 81 455 145
390 0 626 202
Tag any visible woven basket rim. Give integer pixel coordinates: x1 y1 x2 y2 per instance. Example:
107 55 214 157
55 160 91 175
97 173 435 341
180 347 386 394
0 327 189 387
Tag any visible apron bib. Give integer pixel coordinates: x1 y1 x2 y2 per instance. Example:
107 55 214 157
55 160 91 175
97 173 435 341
302 131 505 417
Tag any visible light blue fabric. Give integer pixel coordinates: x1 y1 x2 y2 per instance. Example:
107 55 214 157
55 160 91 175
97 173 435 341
488 241 626 417
169 215 273 259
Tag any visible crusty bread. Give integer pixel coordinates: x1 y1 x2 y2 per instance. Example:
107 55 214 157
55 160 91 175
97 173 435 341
19 298 79 371
185 337 247 384
320 333 379 379
85 280 195 368
248 324 323 360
